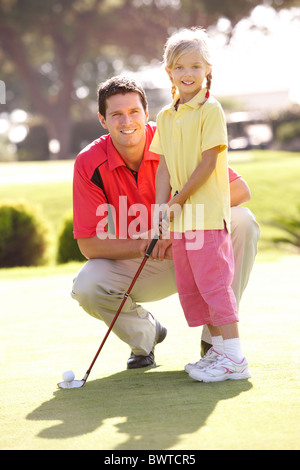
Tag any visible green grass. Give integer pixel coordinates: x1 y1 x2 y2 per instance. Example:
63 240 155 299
0 152 299 449
228 150 300 254
1 150 300 264
0 160 73 230
0 181 72 230
0 160 73 264
0 256 299 450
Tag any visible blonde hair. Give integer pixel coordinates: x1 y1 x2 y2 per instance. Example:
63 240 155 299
163 27 213 100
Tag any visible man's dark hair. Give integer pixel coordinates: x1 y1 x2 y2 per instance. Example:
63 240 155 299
97 75 148 117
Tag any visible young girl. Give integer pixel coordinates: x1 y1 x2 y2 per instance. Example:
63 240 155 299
150 27 251 382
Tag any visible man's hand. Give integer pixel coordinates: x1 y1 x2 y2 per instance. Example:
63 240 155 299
134 230 173 261
150 238 173 261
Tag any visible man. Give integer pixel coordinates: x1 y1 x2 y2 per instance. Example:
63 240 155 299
71 75 260 369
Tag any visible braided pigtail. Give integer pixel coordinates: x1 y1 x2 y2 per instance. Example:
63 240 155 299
198 72 212 105
171 82 177 100
206 72 212 98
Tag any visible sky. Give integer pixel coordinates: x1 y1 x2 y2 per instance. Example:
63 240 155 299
135 5 300 102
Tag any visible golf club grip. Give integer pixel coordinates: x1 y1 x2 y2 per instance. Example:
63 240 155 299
145 235 159 257
146 192 179 257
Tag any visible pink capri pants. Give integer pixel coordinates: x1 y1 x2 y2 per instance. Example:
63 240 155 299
171 228 239 328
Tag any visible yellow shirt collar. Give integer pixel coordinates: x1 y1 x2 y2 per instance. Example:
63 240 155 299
170 87 208 111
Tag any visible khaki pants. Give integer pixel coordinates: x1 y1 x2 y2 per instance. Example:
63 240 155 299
71 206 260 355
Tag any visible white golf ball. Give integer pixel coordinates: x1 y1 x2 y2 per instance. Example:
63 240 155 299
62 370 75 383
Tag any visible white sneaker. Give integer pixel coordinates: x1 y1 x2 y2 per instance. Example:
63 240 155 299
184 348 222 374
189 354 251 383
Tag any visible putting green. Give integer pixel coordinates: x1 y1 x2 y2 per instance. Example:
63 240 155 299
0 255 299 450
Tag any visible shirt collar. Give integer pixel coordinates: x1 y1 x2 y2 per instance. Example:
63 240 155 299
169 87 208 111
107 122 159 172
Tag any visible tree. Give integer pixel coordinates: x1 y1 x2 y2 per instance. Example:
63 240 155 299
0 0 298 159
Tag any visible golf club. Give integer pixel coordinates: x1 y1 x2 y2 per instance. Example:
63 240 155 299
57 234 159 389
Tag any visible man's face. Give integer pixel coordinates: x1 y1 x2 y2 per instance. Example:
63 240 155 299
98 92 149 154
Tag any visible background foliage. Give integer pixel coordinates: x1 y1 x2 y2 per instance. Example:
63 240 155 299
1 0 299 159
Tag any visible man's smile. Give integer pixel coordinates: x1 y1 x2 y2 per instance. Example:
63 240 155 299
120 129 137 134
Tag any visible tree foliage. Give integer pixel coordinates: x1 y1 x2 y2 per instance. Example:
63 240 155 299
0 0 299 159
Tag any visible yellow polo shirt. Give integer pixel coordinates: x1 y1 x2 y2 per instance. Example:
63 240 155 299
150 88 231 232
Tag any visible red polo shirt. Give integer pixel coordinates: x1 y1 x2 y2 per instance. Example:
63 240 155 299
73 122 240 239
73 122 159 239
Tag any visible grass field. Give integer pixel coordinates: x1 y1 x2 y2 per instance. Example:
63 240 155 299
1 150 300 260
0 255 299 450
229 150 300 254
0 151 299 450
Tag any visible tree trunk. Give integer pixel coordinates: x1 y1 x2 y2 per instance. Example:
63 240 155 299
0 16 87 161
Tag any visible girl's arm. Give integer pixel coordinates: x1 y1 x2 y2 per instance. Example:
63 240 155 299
154 155 172 240
155 155 171 204
170 146 219 209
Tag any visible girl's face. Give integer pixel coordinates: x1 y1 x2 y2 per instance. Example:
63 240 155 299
166 49 211 103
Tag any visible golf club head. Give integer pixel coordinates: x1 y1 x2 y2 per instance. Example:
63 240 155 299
57 379 85 389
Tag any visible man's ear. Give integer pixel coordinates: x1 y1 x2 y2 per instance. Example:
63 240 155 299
98 112 108 129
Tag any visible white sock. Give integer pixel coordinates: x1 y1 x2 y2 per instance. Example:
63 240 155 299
223 338 244 362
211 335 224 354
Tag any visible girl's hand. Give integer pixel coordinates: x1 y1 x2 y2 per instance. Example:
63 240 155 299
167 192 183 223
153 203 169 237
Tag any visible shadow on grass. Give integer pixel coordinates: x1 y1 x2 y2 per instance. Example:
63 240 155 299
27 368 252 450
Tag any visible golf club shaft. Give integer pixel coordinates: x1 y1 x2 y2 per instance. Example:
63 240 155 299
83 235 159 381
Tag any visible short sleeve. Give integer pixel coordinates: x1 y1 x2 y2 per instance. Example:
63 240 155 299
73 158 107 239
201 103 228 153
149 128 164 155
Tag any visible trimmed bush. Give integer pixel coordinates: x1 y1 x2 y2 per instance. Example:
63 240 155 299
57 212 85 263
276 120 300 142
0 200 51 267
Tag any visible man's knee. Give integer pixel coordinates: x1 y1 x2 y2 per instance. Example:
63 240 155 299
231 206 260 245
71 259 107 310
